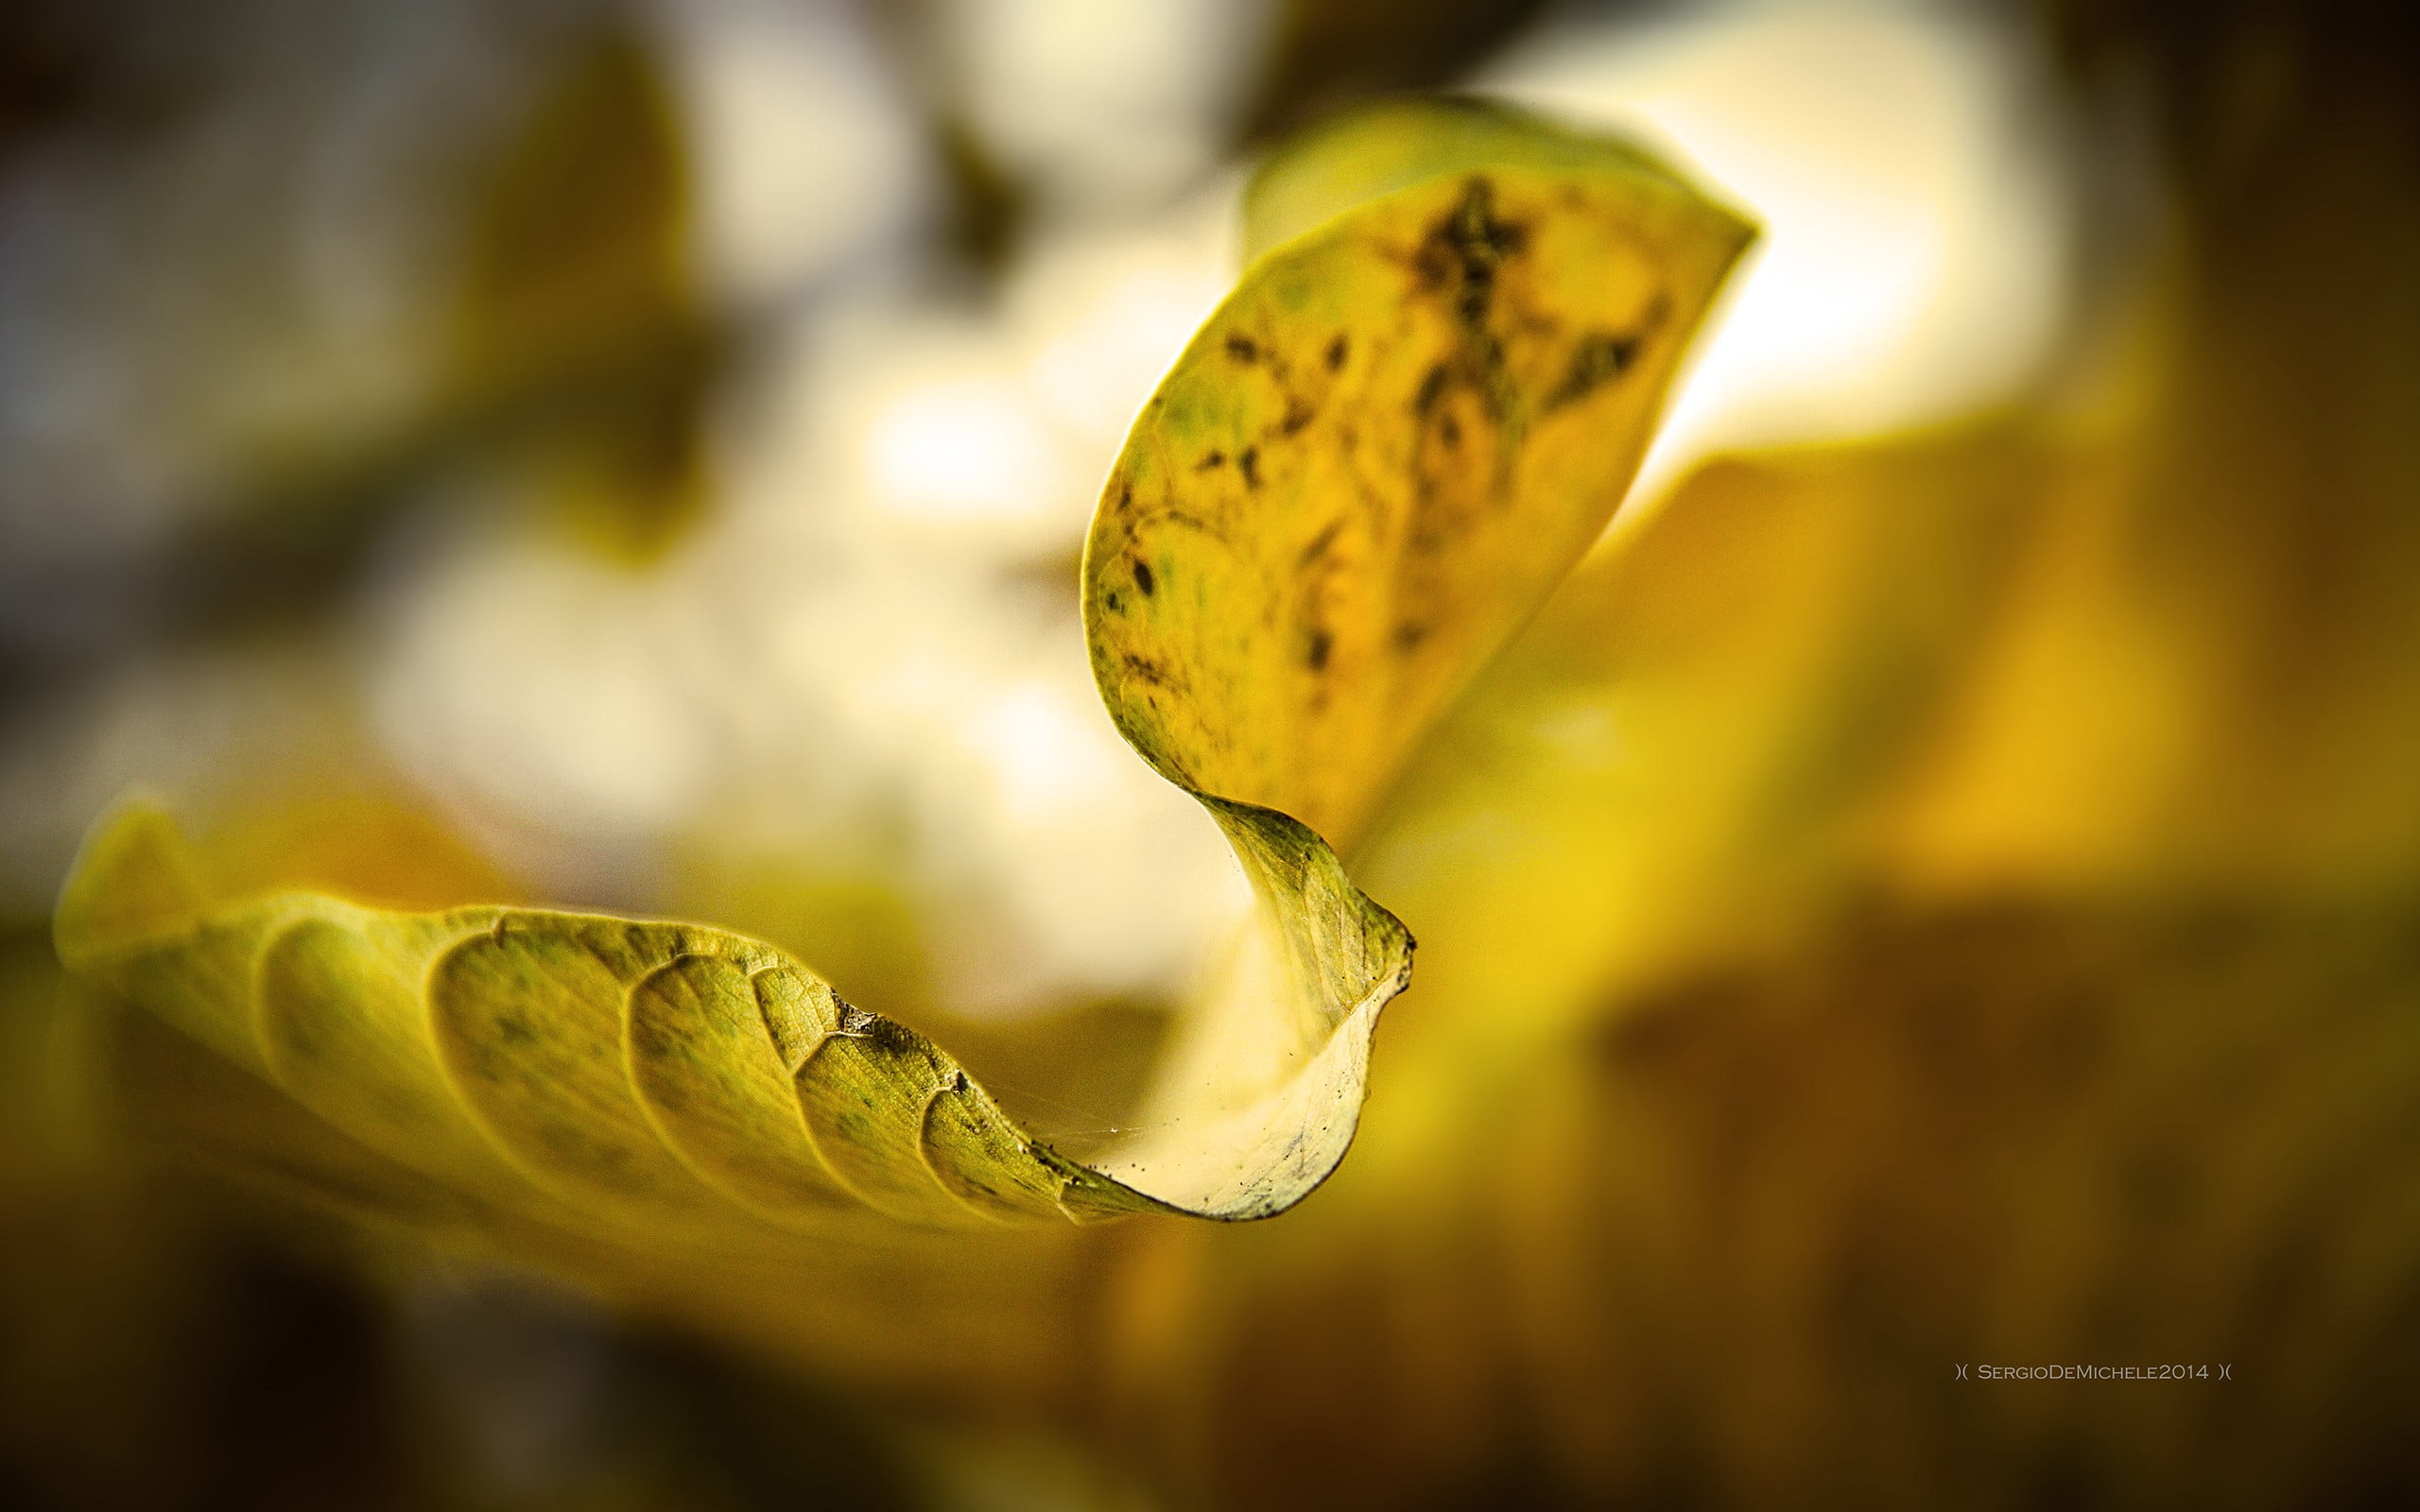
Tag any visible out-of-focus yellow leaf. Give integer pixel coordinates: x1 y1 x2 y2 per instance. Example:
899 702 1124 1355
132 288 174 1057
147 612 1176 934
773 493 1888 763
1357 424 2043 1070
55 98 1751 1243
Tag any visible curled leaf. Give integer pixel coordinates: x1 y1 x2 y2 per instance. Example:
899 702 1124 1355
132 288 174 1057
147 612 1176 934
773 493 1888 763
54 97 1752 1237
56 810 1165 1228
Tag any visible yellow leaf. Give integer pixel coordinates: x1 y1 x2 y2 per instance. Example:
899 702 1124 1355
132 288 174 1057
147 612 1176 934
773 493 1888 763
53 97 1751 1241
1090 98 1754 850
1357 424 2043 1069
1239 94 1702 266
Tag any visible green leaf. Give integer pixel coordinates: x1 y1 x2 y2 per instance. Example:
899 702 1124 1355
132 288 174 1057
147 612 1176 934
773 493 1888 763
53 97 1751 1237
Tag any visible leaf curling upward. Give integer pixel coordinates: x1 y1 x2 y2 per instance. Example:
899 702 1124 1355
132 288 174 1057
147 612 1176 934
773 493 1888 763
54 96 1754 1238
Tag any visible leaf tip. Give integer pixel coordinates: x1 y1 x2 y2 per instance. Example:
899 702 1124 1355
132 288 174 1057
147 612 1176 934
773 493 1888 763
54 798 210 969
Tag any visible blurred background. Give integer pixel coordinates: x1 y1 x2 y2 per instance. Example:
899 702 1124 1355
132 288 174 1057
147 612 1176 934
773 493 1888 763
3 0 2417 1506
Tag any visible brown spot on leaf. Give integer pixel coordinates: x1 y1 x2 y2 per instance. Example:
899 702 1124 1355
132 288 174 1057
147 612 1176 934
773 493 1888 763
1324 334 1348 371
1197 449 1225 471
1132 558 1155 596
1225 334 1258 363
1546 334 1636 409
1122 652 1171 687
1297 519 1342 566
1414 363 1451 416
1305 629 1332 672
1547 295 1672 411
1132 506 1226 541
1416 177 1528 334
1239 447 1260 488
1392 622 1427 653
1279 398 1316 435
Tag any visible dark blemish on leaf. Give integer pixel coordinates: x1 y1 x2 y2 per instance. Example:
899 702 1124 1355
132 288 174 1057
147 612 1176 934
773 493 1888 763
950 1069 969 1093
1118 481 1133 511
1324 334 1348 371
1239 447 1260 488
1297 519 1342 567
1122 652 1171 687
497 1016 535 1047
1279 398 1315 435
1456 280 1490 333
1305 629 1332 671
1414 363 1451 415
1132 506 1226 540
1546 334 1637 409
1225 334 1258 363
1198 449 1225 470
1417 178 1527 334
1408 179 1528 431
1392 622 1427 653
1132 558 1156 596
1440 414 1461 448
1103 591 1123 613
1547 295 1671 411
